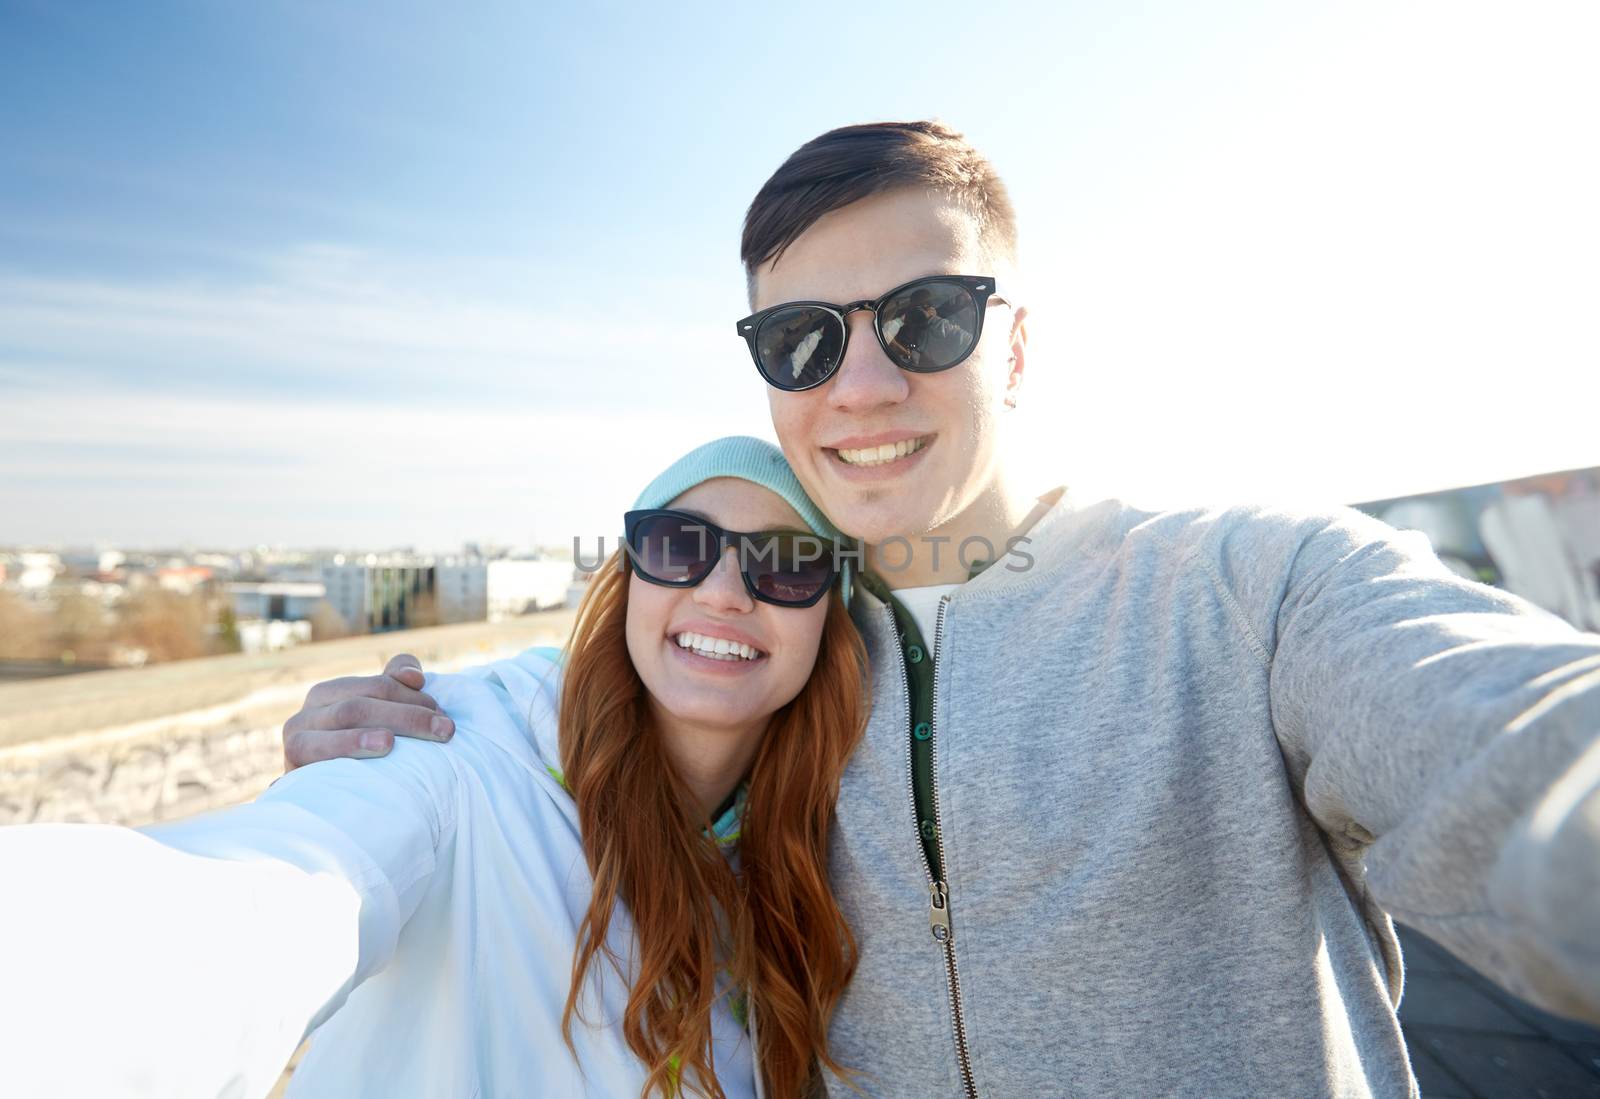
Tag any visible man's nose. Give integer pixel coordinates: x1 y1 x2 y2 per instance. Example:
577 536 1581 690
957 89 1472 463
691 548 754 613
828 311 909 413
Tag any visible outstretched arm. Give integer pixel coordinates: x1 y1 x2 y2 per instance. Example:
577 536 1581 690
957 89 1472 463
0 729 459 1097
1251 508 1600 1022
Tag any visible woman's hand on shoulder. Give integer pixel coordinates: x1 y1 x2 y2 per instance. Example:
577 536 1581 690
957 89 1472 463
282 653 455 771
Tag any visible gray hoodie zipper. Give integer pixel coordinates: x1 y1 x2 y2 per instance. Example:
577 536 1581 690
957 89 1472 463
889 598 978 1097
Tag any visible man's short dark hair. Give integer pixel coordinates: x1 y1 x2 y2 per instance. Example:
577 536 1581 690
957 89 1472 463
740 120 1018 299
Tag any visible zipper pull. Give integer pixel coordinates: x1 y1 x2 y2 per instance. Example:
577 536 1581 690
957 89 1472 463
928 880 953 943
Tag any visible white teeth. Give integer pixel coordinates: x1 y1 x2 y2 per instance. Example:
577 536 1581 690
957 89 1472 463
672 631 763 661
836 436 927 466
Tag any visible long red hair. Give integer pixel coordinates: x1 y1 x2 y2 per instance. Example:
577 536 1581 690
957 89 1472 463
558 548 867 1098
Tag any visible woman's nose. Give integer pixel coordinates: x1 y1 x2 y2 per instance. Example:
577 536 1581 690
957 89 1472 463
691 547 754 612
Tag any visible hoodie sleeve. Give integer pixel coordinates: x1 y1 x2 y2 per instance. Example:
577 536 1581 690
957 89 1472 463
151 733 463 1021
1236 505 1600 1024
0 735 461 1099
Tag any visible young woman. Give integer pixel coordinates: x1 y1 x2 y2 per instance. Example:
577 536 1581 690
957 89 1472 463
0 436 868 1099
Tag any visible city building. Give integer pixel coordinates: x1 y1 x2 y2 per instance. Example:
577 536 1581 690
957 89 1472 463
321 556 439 633
235 618 313 654
157 566 214 595
318 554 578 633
15 553 61 591
436 558 577 622
227 581 327 623
1354 464 1600 633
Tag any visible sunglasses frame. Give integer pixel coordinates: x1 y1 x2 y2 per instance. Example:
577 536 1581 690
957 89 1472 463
734 274 1003 392
622 508 840 608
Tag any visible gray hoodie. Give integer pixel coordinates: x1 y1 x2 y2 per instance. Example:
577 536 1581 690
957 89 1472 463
822 493 1600 1098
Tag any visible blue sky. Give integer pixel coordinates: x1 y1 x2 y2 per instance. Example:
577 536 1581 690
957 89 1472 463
3 1 1596 550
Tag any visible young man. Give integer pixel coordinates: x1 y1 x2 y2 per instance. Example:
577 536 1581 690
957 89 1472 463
283 122 1600 1097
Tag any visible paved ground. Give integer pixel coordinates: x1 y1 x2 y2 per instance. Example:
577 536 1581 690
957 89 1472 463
1396 923 1600 1097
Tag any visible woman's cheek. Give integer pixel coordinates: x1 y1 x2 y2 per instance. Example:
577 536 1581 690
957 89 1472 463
623 577 672 696
779 608 829 699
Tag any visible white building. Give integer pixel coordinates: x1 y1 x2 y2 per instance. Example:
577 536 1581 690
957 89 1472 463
16 553 60 591
236 618 314 654
436 559 575 622
228 581 327 623
433 562 486 623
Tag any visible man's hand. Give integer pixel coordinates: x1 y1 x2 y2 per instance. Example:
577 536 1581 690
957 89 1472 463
281 653 453 771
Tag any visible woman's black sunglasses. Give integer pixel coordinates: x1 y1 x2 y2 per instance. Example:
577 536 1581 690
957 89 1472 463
622 509 840 608
734 274 1006 392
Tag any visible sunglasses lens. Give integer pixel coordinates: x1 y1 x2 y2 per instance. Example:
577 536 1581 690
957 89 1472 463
744 533 834 605
629 513 715 583
878 281 980 370
754 307 844 390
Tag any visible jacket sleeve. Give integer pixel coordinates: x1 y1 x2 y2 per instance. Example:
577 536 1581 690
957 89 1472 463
0 735 460 1099
1247 506 1600 1023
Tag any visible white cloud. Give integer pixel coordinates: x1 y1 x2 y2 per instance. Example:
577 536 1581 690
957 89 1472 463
0 243 740 408
0 388 771 550
0 244 773 548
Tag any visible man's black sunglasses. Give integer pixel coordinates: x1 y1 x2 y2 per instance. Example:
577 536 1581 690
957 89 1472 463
622 509 840 608
734 274 1006 392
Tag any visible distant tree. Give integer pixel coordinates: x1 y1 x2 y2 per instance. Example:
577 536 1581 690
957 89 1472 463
214 602 243 655
113 589 208 663
52 590 115 665
0 591 51 660
308 600 352 642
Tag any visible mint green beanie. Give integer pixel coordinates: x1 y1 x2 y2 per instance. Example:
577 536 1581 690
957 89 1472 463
630 435 854 604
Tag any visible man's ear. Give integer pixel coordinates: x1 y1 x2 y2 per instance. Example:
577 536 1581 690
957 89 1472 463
1005 305 1028 401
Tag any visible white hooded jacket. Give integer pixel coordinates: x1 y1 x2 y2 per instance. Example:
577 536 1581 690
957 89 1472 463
0 648 759 1099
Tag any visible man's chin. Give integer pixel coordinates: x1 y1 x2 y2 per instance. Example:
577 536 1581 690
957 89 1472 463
798 460 938 544
819 499 929 548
